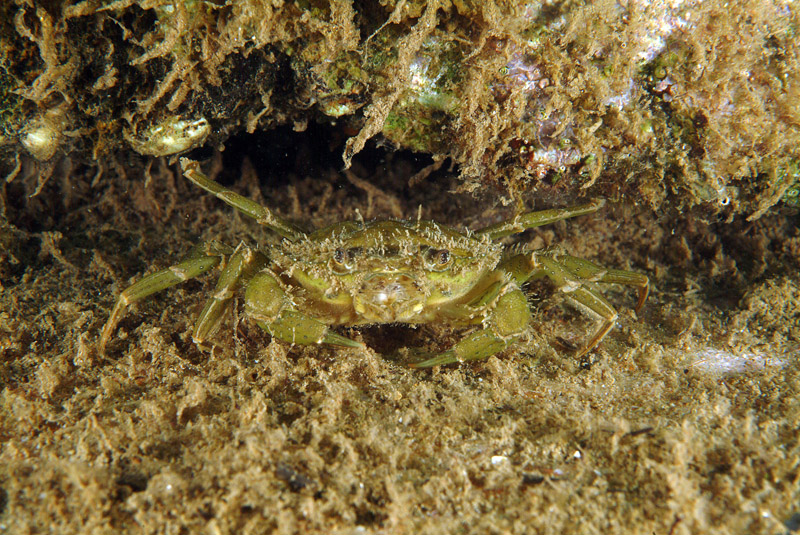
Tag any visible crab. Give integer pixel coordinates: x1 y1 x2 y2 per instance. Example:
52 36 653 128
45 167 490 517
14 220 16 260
99 158 649 367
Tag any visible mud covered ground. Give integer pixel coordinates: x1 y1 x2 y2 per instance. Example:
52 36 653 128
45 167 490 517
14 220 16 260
1 128 799 534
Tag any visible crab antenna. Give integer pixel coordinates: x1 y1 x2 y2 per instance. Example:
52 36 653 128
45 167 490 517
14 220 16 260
180 158 307 242
475 199 605 241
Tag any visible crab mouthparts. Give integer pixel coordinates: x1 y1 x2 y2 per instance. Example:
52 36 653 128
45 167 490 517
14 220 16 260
353 273 426 322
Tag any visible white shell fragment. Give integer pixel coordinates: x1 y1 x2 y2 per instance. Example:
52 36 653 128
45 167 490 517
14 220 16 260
126 116 210 156
20 112 64 161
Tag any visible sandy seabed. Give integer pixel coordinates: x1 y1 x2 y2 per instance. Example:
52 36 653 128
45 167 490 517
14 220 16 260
1 147 799 534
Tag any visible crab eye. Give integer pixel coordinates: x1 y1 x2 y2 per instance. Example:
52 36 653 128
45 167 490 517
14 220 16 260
333 248 346 264
425 248 452 269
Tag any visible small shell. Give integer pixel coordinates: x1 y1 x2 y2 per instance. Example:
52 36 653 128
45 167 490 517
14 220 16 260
126 116 210 157
20 111 65 161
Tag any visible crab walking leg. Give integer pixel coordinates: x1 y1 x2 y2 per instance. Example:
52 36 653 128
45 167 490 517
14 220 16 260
180 158 306 242
503 251 649 308
192 245 269 345
499 250 648 356
475 199 605 240
565 287 618 357
244 272 364 348
533 253 624 357
554 254 650 312
99 241 234 352
411 288 532 368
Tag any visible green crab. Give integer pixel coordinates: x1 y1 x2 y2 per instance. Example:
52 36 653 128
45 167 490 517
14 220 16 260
99 158 648 367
